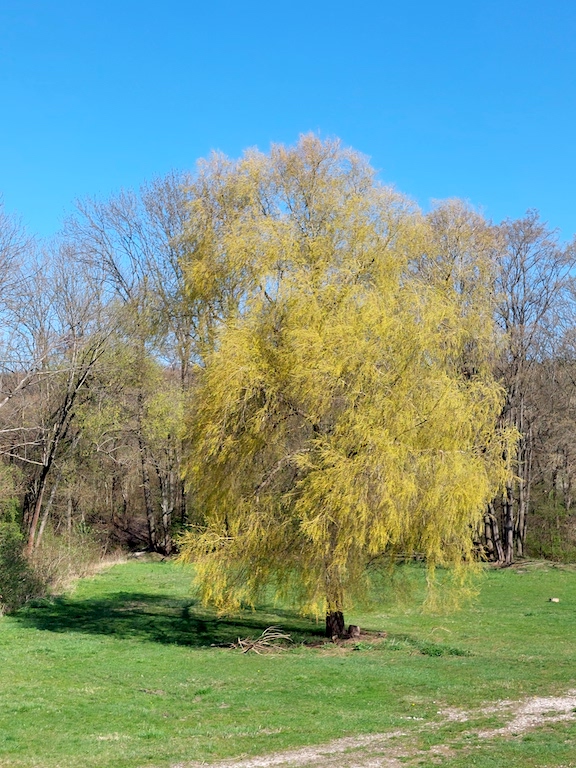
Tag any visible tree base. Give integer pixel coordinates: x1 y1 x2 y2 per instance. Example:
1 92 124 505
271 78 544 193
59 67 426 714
326 610 345 639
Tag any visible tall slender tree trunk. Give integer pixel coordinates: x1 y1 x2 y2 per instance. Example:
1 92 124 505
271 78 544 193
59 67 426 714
522 427 533 548
514 398 531 558
137 391 157 551
151 444 177 556
35 432 81 550
486 502 505 563
179 479 187 526
25 465 50 556
564 447 572 512
36 476 62 548
503 482 515 565
483 512 494 559
516 481 526 558
158 468 174 556
25 341 105 556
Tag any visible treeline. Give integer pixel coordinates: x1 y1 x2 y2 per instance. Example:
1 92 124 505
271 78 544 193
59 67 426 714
1 136 575 595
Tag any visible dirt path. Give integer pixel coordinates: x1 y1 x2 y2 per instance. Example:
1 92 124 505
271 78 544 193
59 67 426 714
174 691 576 768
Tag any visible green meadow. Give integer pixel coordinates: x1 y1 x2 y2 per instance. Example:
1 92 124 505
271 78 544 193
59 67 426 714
1 560 575 767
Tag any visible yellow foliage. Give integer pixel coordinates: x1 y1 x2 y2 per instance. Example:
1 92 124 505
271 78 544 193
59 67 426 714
178 135 515 618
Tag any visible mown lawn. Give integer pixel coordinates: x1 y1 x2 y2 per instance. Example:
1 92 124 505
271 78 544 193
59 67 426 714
0 560 575 767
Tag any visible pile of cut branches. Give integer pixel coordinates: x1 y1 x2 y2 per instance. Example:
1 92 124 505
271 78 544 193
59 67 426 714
229 626 292 653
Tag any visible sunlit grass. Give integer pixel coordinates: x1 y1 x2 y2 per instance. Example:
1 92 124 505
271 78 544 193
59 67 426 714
0 560 575 766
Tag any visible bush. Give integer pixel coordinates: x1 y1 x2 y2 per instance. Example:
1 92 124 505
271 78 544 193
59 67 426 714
29 526 106 593
0 522 45 614
526 492 576 563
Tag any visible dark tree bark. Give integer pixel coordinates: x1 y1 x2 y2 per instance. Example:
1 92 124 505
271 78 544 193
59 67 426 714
326 610 345 639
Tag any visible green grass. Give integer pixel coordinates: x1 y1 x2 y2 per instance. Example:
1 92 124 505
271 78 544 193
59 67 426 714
1 560 576 766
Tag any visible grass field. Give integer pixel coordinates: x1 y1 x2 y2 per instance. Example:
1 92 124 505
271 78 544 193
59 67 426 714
1 559 576 767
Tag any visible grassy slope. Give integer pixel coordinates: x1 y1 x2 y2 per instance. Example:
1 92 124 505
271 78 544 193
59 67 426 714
0 560 575 767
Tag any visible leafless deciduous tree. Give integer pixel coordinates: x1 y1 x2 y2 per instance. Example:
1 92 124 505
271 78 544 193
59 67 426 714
489 211 576 563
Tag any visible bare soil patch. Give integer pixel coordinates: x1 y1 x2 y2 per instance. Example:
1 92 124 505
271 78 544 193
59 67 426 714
175 691 576 768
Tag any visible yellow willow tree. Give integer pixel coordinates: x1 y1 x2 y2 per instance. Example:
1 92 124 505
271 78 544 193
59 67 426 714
178 135 514 637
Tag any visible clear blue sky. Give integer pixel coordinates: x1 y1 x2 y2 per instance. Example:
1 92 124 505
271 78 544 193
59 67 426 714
1 0 575 240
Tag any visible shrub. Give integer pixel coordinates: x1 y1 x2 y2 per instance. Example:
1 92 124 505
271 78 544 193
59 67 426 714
29 526 106 594
0 521 45 614
526 492 576 563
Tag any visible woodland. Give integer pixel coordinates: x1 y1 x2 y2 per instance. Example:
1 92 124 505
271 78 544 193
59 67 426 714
1 135 576 630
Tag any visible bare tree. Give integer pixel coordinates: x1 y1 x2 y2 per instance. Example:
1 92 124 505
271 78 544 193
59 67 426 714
6 245 112 554
64 173 195 552
492 211 576 562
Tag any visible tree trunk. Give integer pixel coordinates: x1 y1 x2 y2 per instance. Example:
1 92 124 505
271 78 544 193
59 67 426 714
25 466 50 556
516 479 526 558
324 532 345 638
179 477 187 526
36 476 62 548
522 429 533 548
326 610 345 639
159 470 173 556
484 502 505 563
514 404 532 558
151 448 176 556
489 504 505 564
25 341 104 555
136 391 158 551
503 482 515 565
483 512 494 559
138 438 157 551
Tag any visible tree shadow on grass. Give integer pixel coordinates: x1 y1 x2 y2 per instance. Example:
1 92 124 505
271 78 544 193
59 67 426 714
14 592 325 647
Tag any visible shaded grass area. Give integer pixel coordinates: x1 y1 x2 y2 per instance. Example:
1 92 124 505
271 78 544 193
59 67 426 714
15 559 329 646
15 590 327 647
13 589 470 655
0 560 576 767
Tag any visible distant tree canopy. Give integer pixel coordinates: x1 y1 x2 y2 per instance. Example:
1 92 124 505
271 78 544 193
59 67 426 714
177 136 515 636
